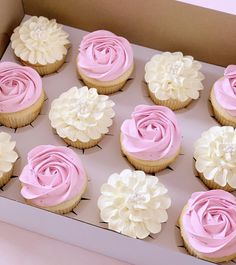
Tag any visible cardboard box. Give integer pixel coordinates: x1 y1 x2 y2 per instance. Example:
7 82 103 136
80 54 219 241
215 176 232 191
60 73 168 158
0 0 23 56
0 2 236 265
1 0 236 66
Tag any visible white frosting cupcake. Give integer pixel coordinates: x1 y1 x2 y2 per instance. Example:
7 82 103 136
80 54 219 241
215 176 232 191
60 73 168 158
49 86 115 149
194 126 236 191
98 169 171 239
0 132 18 187
11 16 70 75
145 52 204 110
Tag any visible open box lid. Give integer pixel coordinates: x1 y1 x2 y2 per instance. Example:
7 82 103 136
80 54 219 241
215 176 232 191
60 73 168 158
1 0 236 67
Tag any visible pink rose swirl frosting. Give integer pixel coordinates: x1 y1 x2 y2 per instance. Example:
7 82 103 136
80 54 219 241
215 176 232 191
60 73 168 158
0 61 42 113
121 105 181 160
182 190 236 258
19 145 87 207
214 65 236 116
77 30 133 81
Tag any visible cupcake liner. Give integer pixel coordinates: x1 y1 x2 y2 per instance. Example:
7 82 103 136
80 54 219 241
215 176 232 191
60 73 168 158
198 172 235 192
25 175 88 214
16 44 69 76
77 64 134 95
148 90 192 111
45 193 84 214
121 142 180 174
0 91 45 128
210 88 236 127
19 56 66 76
0 168 13 188
211 100 236 127
27 185 87 214
81 79 127 94
63 136 102 149
179 205 236 263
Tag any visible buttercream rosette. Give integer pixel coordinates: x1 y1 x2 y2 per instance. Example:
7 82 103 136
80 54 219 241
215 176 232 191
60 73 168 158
145 52 204 110
11 16 69 65
0 62 42 113
77 30 134 94
0 61 44 128
98 169 171 239
120 105 181 173
211 65 236 127
49 86 115 149
11 16 70 75
194 126 236 191
180 190 236 262
19 145 87 214
0 132 18 187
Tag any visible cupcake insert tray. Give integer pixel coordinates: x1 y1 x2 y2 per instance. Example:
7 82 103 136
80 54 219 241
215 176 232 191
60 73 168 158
0 15 235 265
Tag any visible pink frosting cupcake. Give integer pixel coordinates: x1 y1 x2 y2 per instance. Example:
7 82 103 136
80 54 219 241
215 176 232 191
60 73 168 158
77 30 134 94
120 105 181 173
0 61 45 128
210 65 236 127
179 190 236 263
19 145 87 214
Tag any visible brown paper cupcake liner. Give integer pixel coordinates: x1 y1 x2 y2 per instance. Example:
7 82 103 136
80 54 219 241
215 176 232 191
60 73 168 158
0 91 45 128
198 172 235 192
63 136 103 149
77 64 134 95
148 90 192 111
179 205 236 263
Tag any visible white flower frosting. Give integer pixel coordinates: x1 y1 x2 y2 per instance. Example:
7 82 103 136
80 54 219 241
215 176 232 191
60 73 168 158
194 126 236 188
49 86 115 143
11 16 70 65
145 52 204 102
98 169 171 239
0 132 18 178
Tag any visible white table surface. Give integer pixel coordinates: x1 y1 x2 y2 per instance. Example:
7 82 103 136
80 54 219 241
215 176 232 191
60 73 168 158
0 221 129 265
177 0 236 15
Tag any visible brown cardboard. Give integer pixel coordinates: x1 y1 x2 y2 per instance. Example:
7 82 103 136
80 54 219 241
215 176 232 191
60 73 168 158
0 0 24 57
22 0 236 67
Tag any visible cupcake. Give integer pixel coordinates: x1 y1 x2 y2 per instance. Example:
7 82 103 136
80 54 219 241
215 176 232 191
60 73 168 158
49 86 115 149
210 65 236 127
0 132 18 187
0 62 45 128
77 30 134 94
11 16 70 75
145 52 204 110
19 145 87 214
120 105 181 173
98 169 171 239
194 126 236 191
179 190 236 263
